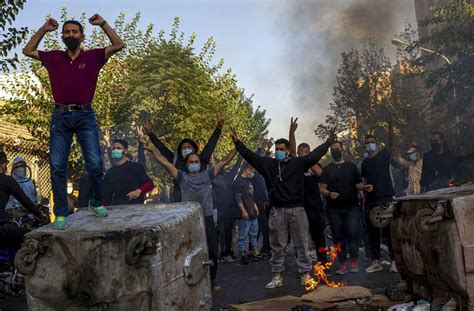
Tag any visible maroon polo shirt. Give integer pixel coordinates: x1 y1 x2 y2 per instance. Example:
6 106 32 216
38 49 107 105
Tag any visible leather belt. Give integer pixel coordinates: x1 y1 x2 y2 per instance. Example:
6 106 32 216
54 104 92 112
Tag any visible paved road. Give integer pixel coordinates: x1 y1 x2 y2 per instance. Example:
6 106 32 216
212 250 400 310
1 249 399 311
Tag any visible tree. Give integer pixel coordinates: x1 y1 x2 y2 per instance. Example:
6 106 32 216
125 17 269 157
0 0 29 72
396 1 474 148
315 44 429 160
418 1 473 109
125 18 270 187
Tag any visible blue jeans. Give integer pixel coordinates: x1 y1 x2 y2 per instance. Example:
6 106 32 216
50 108 103 217
237 218 259 253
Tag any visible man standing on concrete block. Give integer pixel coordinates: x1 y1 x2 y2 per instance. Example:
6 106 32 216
230 122 336 289
23 15 124 229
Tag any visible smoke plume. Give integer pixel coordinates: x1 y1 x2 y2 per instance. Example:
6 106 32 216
277 0 417 142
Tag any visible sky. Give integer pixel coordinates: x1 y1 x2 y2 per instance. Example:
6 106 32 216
8 0 418 147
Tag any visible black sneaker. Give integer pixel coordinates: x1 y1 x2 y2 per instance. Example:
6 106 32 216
240 253 250 265
260 252 271 261
249 249 262 262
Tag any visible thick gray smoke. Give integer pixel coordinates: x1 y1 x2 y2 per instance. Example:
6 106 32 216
277 0 417 142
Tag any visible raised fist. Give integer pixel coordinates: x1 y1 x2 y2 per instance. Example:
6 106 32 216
89 14 105 26
43 18 59 32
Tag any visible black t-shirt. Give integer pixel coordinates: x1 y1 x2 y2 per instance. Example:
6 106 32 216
320 161 362 209
102 161 152 206
233 176 256 220
361 149 395 201
303 165 323 210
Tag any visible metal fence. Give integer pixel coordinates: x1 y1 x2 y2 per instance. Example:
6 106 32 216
0 121 50 198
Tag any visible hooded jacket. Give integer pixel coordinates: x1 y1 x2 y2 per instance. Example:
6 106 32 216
6 157 36 209
234 139 331 208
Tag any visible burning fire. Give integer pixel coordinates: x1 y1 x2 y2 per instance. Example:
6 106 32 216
305 244 345 292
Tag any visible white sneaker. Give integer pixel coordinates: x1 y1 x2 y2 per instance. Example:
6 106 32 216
390 261 398 273
265 273 283 289
365 260 384 273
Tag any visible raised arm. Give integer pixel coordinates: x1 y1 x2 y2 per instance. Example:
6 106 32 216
22 18 58 60
301 129 336 169
289 117 298 157
392 148 409 169
103 129 117 167
200 113 224 164
145 144 178 180
213 149 237 176
231 128 270 175
144 122 175 162
89 14 124 59
136 126 147 170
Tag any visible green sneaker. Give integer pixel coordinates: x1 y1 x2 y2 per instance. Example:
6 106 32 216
53 216 67 230
88 205 108 217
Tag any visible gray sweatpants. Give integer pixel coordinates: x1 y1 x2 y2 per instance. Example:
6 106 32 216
268 206 312 274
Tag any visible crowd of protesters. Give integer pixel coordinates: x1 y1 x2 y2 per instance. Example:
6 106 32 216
0 16 472 297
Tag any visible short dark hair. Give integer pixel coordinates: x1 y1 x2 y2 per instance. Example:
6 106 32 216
431 131 444 140
331 141 343 148
275 138 290 149
297 143 310 150
0 152 7 164
365 134 377 142
62 20 84 35
185 153 200 164
113 139 128 149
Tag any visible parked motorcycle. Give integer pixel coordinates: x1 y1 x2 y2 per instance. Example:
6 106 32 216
0 200 49 299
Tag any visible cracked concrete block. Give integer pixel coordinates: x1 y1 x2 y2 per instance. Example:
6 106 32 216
15 203 211 311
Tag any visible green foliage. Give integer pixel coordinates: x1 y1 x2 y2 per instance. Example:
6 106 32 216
0 0 29 72
125 17 270 185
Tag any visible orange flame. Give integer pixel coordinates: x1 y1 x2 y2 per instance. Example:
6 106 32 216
305 244 345 292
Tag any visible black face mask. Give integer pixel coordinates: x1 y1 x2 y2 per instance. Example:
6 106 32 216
430 142 442 153
63 37 80 50
331 149 342 161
